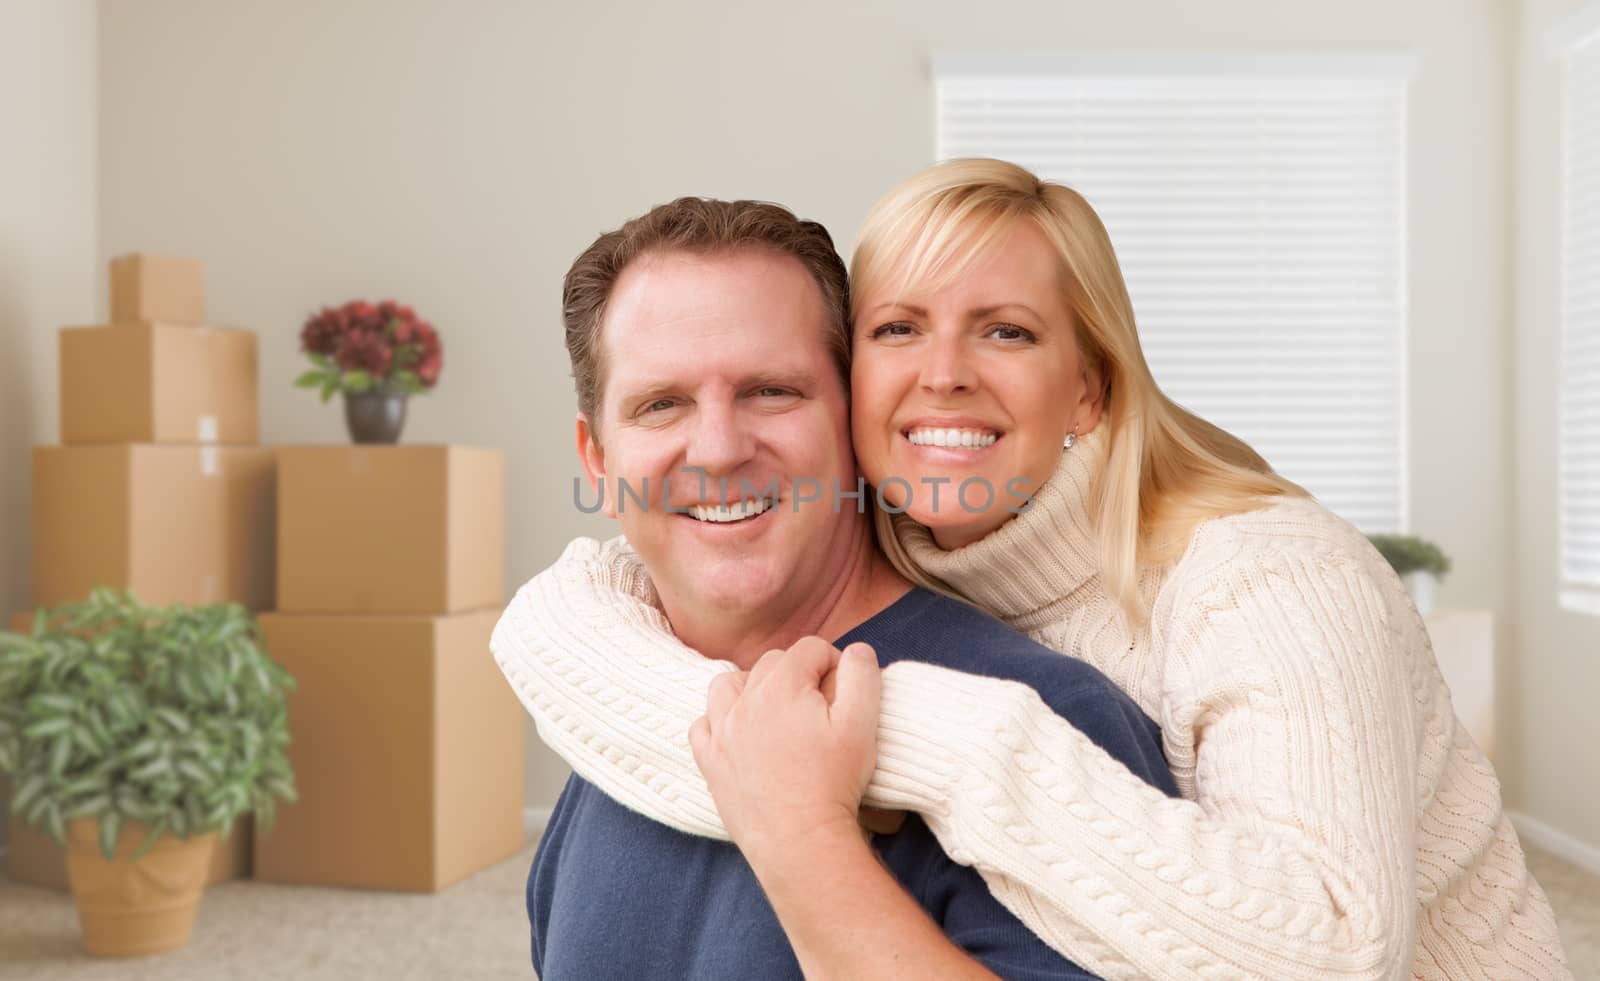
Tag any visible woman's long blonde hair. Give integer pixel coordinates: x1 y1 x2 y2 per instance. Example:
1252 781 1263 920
853 159 1309 621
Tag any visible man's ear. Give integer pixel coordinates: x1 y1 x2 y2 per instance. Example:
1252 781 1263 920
575 413 616 518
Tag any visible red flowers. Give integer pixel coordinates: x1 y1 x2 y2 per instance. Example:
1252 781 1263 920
296 299 443 401
414 321 442 385
333 329 394 376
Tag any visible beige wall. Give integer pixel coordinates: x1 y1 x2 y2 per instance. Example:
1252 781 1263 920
0 0 98 846
0 0 98 626
87 0 1522 812
1510 0 1600 853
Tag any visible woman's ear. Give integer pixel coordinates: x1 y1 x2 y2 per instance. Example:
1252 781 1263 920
1075 357 1108 433
575 414 616 518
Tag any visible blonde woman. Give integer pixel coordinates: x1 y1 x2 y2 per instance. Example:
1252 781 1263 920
492 159 1568 979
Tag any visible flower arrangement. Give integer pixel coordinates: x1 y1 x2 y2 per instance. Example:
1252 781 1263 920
295 299 443 402
1366 533 1452 579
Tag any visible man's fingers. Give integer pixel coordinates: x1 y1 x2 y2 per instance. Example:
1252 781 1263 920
746 648 786 687
705 670 745 722
818 641 849 703
688 714 711 774
829 642 882 730
773 636 841 693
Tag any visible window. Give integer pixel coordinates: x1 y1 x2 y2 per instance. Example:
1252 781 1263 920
934 53 1411 533
1553 6 1600 612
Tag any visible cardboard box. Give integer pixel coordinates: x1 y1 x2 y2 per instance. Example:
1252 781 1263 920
252 608 524 891
60 323 258 445
110 254 205 325
276 446 504 615
31 445 277 611
2 613 252 887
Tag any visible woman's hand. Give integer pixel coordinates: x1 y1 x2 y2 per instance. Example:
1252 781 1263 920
687 637 885 863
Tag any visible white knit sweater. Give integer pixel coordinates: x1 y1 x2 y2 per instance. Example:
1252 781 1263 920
490 427 1570 980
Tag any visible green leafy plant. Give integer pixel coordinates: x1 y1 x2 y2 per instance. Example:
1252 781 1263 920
1367 534 1452 579
0 589 296 860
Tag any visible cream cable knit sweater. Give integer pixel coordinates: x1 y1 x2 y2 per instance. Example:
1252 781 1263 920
490 428 1569 980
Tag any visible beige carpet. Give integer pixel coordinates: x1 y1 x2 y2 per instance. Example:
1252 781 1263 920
1 840 1596 979
1529 845 1600 980
0 838 537 980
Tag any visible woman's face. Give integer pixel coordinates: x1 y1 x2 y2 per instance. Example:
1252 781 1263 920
851 220 1103 549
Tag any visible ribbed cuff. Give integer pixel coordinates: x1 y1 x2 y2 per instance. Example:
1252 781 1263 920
868 660 1023 821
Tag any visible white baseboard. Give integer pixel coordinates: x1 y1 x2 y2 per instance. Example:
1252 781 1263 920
523 806 553 840
1509 810 1600 877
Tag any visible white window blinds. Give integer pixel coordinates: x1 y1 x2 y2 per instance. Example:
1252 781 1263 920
1555 10 1600 608
934 53 1411 533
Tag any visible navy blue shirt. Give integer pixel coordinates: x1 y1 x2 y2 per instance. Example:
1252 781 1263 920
528 588 1178 980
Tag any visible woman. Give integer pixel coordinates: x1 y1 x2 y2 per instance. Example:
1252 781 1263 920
492 159 1568 979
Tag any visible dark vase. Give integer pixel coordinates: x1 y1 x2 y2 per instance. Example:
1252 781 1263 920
343 389 409 444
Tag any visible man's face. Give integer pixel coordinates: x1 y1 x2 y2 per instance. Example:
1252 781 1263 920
577 248 858 628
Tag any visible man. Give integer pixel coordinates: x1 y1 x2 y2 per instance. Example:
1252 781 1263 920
514 198 1177 979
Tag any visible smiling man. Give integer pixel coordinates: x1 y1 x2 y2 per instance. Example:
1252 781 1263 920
572 239 868 655
515 198 1177 980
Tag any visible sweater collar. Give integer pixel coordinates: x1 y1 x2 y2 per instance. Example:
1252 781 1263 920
882 425 1107 621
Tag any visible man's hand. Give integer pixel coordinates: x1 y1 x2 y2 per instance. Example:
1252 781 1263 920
687 637 886 863
819 653 908 835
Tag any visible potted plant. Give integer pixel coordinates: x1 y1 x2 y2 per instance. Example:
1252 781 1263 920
1366 533 1452 615
0 589 295 958
295 299 443 444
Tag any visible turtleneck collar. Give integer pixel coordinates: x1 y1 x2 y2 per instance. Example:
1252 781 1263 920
878 424 1108 622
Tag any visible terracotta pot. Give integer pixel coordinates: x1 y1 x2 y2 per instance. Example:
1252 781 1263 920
64 817 217 958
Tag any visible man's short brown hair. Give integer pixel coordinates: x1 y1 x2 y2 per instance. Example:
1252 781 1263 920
563 197 850 424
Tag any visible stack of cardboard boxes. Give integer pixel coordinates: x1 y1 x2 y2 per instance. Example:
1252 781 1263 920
9 256 525 895
255 447 525 891
8 254 275 888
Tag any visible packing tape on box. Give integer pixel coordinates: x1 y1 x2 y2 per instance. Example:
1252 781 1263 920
200 445 220 477
198 415 218 443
